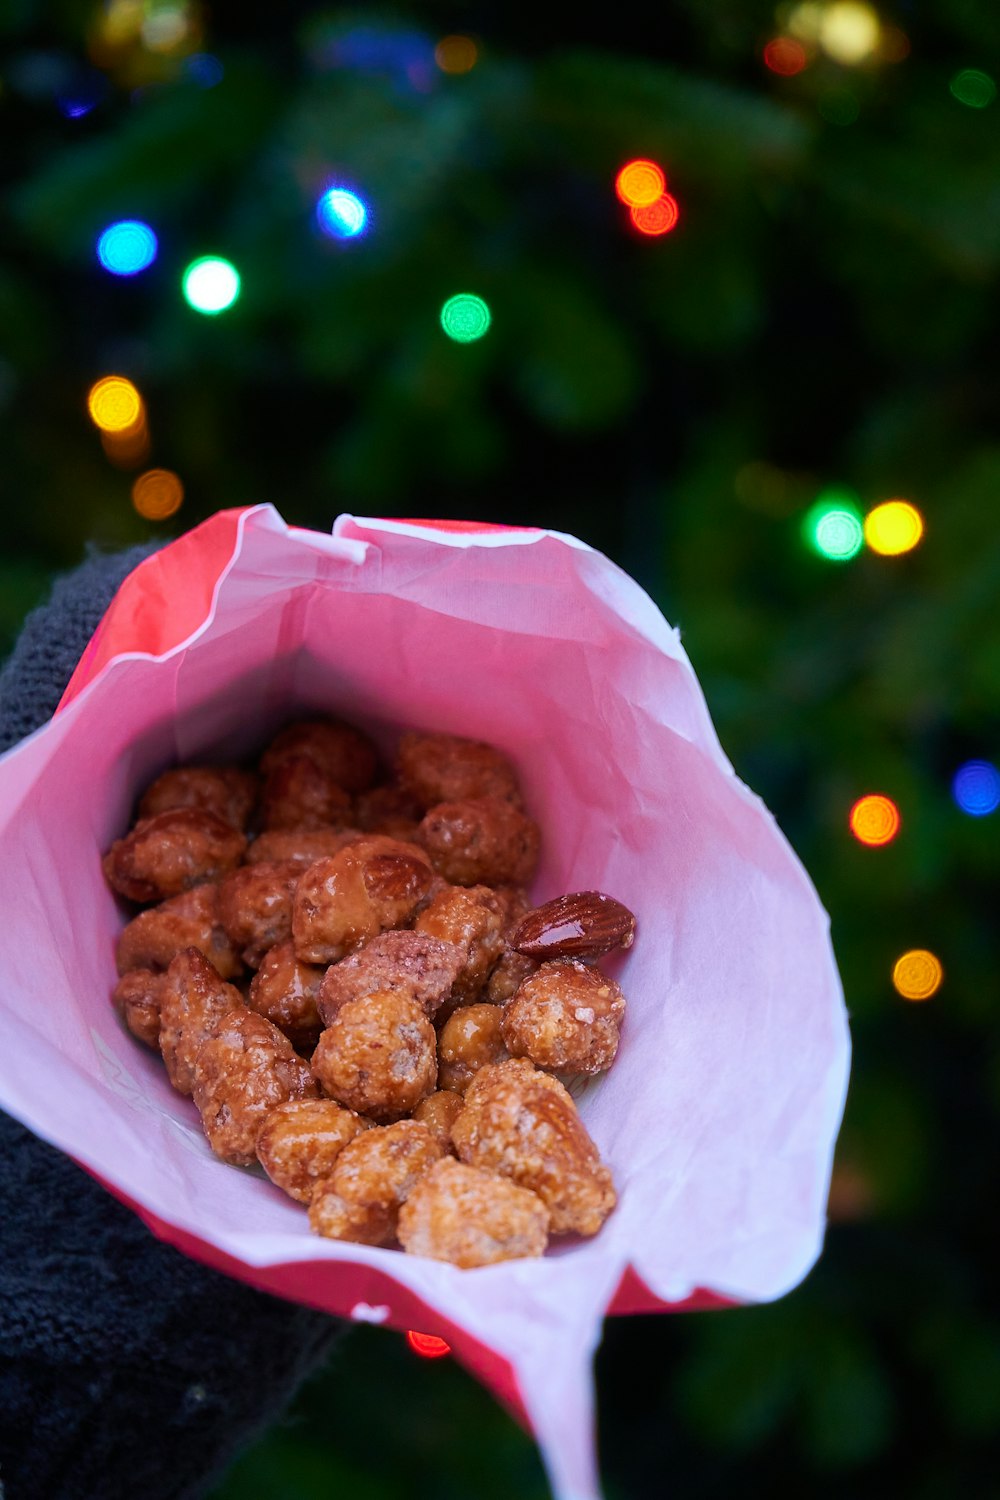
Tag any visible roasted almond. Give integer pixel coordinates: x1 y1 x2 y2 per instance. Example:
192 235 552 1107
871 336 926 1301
509 891 636 961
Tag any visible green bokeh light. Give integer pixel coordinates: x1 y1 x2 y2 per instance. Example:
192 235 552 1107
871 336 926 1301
440 293 491 343
949 69 996 109
802 492 865 561
182 256 241 315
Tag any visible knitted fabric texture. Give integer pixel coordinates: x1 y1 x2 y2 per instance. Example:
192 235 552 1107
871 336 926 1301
0 545 341 1500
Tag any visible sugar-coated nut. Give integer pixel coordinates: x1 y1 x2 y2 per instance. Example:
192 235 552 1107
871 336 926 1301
192 1008 318 1165
260 719 378 794
312 990 438 1120
413 885 506 1008
412 1090 464 1153
158 947 245 1095
501 960 625 1075
103 808 247 904
115 882 242 978
486 950 539 1004
138 766 258 831
452 1058 615 1236
244 827 362 867
316 930 465 1026
309 1119 443 1244
261 756 354 832
398 1158 550 1268
354 783 423 831
397 732 522 811
510 891 636 962
247 940 325 1050
218 860 300 968
437 1004 510 1094
419 799 540 888
256 1098 369 1203
112 968 167 1048
292 835 434 965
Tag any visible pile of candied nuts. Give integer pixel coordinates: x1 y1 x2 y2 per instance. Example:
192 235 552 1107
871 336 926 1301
104 721 636 1269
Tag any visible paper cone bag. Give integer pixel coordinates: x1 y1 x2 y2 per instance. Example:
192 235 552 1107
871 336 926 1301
0 505 850 1500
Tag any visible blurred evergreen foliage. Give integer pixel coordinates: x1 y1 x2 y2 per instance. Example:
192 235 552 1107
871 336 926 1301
2 0 998 1495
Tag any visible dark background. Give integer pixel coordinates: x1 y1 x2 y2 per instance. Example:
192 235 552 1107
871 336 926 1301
2 2 999 1496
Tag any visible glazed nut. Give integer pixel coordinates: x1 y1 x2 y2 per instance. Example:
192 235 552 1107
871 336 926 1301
112 968 167 1049
260 718 379 794
397 732 522 811
218 860 301 968
158 947 245 1096
311 990 438 1120
261 755 354 832
308 1119 443 1244
353 783 423 831
418 799 540 888
452 1058 616 1236
316 929 465 1026
256 1098 369 1203
192 1008 318 1165
413 885 506 1009
510 891 636 962
244 826 363 868
500 960 625 1076
247 940 325 1050
137 766 258 831
103 808 247 904
412 1090 465 1153
115 881 242 979
291 835 434 965
398 1158 550 1268
437 1004 510 1095
486 949 538 1005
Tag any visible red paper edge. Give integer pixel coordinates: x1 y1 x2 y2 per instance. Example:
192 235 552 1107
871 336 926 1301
56 506 253 713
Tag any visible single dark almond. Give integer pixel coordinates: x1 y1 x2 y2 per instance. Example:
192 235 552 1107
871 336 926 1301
363 853 432 904
509 891 636 961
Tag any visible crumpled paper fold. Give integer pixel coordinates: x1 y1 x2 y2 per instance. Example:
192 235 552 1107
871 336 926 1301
0 505 850 1500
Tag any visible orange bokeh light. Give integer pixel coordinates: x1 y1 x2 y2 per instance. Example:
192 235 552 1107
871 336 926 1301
132 468 184 520
892 949 943 1001
434 34 477 74
615 159 666 208
630 193 679 236
763 37 809 75
102 419 150 469
406 1330 451 1359
849 794 901 846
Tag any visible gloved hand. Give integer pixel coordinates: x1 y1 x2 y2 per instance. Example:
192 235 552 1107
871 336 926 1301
0 543 342 1500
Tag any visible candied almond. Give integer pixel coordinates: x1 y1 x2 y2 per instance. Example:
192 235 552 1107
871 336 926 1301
260 719 378 793
413 885 506 1009
103 808 247 904
316 930 464 1026
113 968 167 1049
218 860 301 968
309 1119 442 1245
292 836 433 964
261 755 354 831
412 1090 464 1154
437 1004 510 1095
419 798 540 888
398 1158 549 1268
397 732 522 810
138 766 258 831
501 960 625 1075
115 882 242 978
192 1009 318 1165
158 947 245 1096
257 1098 369 1203
312 990 438 1120
247 940 325 1050
244 827 362 867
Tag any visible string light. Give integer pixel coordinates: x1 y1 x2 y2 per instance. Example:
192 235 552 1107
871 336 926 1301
406 1331 451 1358
849 794 901 846
949 70 996 109
952 760 1000 816
87 376 143 433
763 38 809 76
892 949 943 1001
317 187 369 240
182 256 241 314
817 2 881 64
440 293 491 342
802 491 864 560
434 35 477 73
132 468 184 520
615 160 666 208
97 220 158 276
630 193 679 236
864 499 924 556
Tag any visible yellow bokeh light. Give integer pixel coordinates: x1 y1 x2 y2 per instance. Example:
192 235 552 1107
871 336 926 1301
864 499 924 556
818 2 881 64
892 949 943 1001
132 468 184 520
87 376 143 434
849 793 900 846
615 159 666 208
434 34 478 74
786 2 825 42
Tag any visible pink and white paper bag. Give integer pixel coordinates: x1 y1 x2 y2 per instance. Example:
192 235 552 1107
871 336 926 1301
0 504 850 1500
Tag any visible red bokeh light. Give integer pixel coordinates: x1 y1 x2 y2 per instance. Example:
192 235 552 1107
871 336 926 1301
763 37 808 76
406 1330 451 1359
630 193 679 236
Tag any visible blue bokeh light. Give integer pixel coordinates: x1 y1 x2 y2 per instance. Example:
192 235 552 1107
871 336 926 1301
97 221 159 277
184 53 225 88
952 760 1000 816
317 187 370 239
